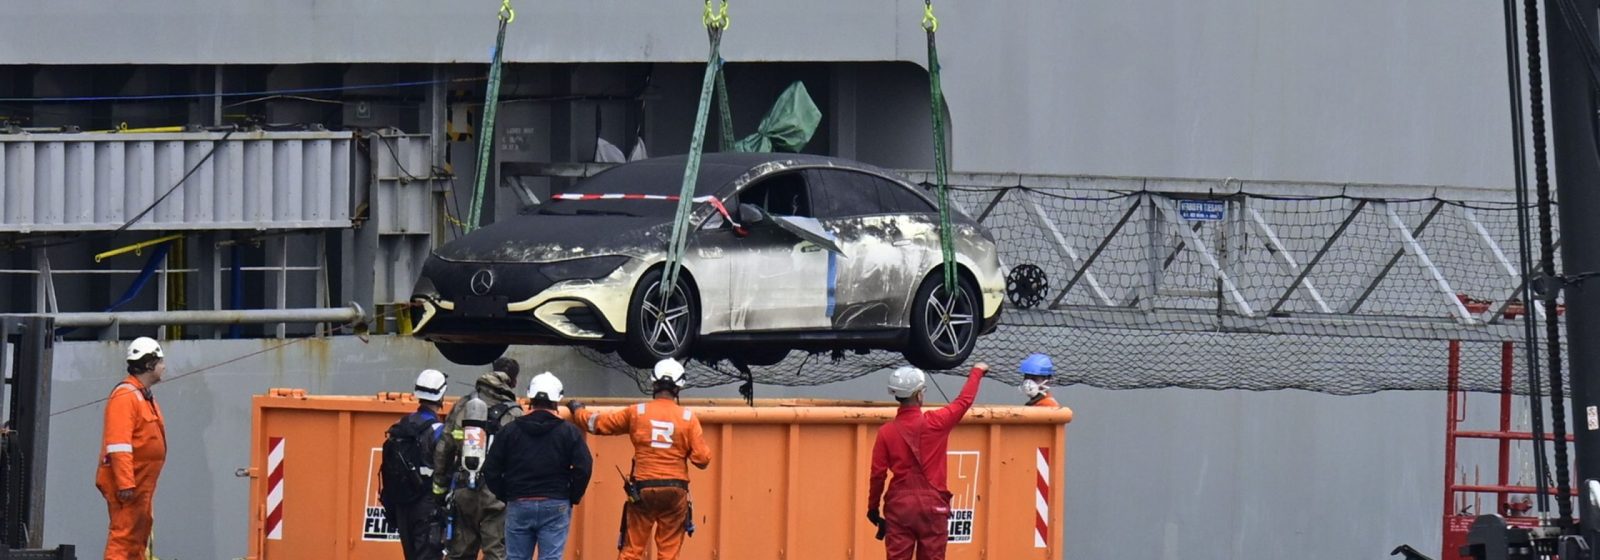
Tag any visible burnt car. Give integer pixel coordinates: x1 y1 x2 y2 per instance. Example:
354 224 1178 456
410 153 1004 370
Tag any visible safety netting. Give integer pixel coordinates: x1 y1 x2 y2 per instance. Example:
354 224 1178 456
583 182 1561 396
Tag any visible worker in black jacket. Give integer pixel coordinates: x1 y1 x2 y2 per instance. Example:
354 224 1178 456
483 372 593 560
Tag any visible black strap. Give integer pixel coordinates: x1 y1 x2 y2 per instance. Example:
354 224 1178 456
635 479 689 490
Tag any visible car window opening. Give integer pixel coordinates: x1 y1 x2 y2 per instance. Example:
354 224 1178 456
738 173 812 218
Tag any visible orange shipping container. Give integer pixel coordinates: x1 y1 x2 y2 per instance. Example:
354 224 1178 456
245 389 1072 559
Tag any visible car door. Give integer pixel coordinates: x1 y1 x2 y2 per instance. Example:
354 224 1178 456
809 169 940 330
686 213 738 335
723 171 835 332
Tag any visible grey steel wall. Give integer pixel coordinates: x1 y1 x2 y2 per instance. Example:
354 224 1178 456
0 1 1514 187
0 132 354 232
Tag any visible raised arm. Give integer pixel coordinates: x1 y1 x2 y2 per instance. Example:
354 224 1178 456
925 364 988 432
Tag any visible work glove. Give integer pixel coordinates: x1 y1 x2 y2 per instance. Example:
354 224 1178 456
972 362 990 377
565 400 586 417
866 509 885 541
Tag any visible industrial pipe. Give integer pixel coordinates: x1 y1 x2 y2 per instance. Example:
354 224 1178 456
94 234 184 263
37 303 364 328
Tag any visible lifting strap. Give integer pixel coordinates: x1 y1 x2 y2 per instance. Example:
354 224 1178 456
716 49 736 152
661 1 730 301
466 0 516 232
924 1 958 292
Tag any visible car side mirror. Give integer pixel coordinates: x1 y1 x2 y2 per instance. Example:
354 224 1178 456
738 203 767 225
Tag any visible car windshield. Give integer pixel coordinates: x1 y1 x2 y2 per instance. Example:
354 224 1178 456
530 158 737 218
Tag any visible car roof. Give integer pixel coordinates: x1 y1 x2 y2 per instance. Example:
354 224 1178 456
577 153 898 198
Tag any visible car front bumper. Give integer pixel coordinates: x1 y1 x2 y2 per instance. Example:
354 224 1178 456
411 257 654 343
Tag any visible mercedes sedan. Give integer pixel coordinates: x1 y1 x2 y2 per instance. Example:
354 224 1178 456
410 153 1004 370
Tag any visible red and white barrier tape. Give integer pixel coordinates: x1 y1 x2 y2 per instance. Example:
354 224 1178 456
550 193 744 234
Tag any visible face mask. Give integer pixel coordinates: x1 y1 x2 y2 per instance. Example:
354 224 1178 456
1021 379 1049 398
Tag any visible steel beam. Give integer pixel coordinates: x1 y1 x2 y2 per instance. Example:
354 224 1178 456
1266 199 1365 315
1026 193 1114 306
1054 196 1142 309
1346 201 1446 314
1005 306 1526 342
1379 202 1474 323
1546 0 1600 541
35 304 364 328
1488 238 1563 324
1122 219 1200 308
1458 206 1544 323
974 188 1009 224
1247 207 1335 313
1152 197 1254 316
512 163 1518 204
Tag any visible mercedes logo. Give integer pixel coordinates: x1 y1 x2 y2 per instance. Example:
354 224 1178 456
470 269 495 296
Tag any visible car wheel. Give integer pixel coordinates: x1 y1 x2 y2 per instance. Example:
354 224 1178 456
435 342 508 366
904 273 980 370
619 268 699 369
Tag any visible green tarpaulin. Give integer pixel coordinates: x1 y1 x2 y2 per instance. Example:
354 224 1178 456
733 81 822 153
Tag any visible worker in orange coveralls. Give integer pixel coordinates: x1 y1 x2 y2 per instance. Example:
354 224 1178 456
566 358 711 560
95 337 169 560
1018 353 1060 407
867 362 988 560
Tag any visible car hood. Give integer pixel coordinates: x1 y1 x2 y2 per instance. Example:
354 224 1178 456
434 214 670 263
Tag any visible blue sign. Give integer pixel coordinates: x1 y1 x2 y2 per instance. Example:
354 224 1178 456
1178 200 1226 222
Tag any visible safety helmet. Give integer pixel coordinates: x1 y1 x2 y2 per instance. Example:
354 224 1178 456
527 372 564 403
126 337 164 362
414 369 448 402
1019 353 1055 378
887 366 926 399
652 358 686 389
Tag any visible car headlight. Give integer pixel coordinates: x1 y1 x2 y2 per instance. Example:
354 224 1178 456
542 255 631 283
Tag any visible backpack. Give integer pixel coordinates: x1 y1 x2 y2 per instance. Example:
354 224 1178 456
484 401 518 437
379 411 438 510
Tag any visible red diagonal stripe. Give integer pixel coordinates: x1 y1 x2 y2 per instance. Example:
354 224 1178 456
1037 472 1049 498
266 504 284 533
268 462 285 488
1036 514 1049 538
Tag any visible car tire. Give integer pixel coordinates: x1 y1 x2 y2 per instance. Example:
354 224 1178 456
904 272 980 370
435 342 508 366
619 267 700 369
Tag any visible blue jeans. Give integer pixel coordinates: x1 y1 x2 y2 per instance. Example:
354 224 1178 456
504 498 571 560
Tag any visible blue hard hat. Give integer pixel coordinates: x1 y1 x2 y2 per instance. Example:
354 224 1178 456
1019 353 1055 377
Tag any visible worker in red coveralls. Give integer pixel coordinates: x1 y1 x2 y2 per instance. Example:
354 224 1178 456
865 362 987 560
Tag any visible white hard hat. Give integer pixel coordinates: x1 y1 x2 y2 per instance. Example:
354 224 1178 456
125 337 164 362
414 369 448 402
527 372 564 403
652 358 686 389
887 366 926 399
